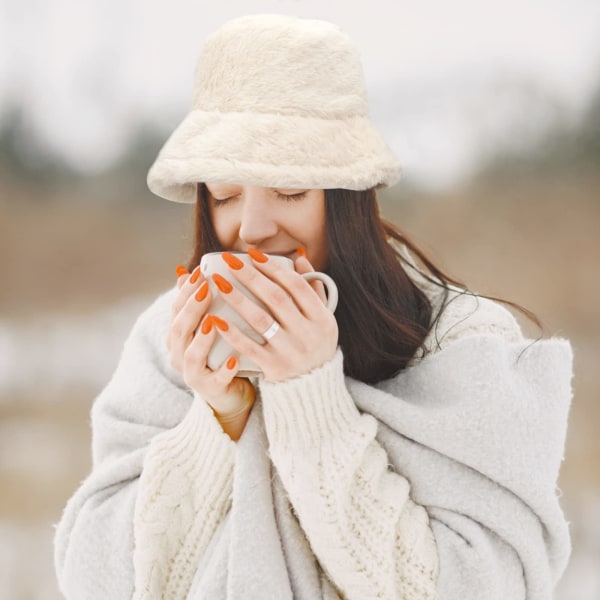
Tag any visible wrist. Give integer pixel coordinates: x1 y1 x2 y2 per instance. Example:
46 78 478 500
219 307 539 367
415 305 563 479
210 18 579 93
204 377 253 414
212 383 255 421
208 380 255 441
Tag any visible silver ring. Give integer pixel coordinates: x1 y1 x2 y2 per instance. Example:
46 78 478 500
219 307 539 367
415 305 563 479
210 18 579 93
261 320 281 341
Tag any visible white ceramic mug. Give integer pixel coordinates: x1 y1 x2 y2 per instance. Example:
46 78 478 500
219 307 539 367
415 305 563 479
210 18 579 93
200 252 338 376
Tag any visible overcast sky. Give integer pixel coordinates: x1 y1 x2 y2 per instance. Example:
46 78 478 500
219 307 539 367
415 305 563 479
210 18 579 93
2 0 599 187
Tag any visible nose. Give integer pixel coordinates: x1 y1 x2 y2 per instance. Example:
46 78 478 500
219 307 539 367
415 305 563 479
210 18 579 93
238 188 279 246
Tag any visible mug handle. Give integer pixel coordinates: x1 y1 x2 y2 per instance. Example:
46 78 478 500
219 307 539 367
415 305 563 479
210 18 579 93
302 272 338 313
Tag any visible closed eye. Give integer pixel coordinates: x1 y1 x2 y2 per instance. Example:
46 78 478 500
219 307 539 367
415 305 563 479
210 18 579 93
212 195 239 207
275 191 307 202
212 190 307 207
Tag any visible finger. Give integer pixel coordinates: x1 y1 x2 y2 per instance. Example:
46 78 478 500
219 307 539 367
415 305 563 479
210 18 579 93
171 266 205 318
247 250 328 318
218 255 303 326
167 270 209 352
210 315 271 368
211 271 303 337
168 267 196 351
180 314 216 378
169 282 212 367
294 255 327 305
205 354 240 394
175 264 189 289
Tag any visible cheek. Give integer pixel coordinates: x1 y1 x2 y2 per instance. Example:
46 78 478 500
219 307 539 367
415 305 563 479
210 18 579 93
304 201 328 268
309 217 326 250
313 230 329 270
210 210 235 246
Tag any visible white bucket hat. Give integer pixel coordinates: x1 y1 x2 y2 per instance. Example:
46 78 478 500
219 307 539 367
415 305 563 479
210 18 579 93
147 14 401 203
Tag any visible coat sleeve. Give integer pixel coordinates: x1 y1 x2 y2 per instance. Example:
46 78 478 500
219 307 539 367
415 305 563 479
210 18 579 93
53 288 236 600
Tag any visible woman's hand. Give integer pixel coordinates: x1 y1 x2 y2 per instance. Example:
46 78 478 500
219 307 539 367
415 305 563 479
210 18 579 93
211 250 339 383
167 266 254 437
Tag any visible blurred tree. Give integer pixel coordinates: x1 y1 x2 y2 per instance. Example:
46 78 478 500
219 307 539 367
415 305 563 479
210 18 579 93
2 70 598 204
574 83 600 164
91 125 167 207
0 103 78 189
477 70 600 180
0 104 168 207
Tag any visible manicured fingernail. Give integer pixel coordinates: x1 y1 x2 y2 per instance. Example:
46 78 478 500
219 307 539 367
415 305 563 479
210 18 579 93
211 316 229 332
212 273 233 294
176 264 189 277
222 252 244 270
201 315 213 334
195 281 209 302
247 248 268 263
226 356 237 370
297 246 307 258
190 266 201 284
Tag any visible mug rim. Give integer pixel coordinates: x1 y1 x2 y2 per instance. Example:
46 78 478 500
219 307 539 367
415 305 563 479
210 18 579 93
200 251 295 267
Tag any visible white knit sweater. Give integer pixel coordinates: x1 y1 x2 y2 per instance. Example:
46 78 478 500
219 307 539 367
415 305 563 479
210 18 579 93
54 271 573 599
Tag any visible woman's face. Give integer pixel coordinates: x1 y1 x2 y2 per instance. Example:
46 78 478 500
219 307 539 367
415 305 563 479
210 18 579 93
204 183 328 271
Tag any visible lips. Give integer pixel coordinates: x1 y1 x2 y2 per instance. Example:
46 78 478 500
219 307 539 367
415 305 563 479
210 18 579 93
246 249 296 258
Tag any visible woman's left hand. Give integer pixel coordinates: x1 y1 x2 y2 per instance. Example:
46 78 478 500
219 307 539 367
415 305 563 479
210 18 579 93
211 249 339 382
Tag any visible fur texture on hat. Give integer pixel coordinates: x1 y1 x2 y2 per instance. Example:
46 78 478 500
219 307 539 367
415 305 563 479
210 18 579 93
147 14 401 203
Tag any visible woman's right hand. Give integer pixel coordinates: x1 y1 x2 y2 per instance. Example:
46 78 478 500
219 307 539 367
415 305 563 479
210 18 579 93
167 266 254 424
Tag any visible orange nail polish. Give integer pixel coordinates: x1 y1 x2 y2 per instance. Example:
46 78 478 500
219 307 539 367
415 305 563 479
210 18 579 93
176 264 189 277
190 266 201 284
297 246 307 258
201 315 213 334
195 281 209 302
212 316 229 332
226 356 237 370
247 248 268 263
222 252 244 270
212 273 233 294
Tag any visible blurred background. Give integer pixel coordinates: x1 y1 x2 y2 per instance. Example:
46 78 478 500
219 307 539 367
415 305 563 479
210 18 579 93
1 0 599 597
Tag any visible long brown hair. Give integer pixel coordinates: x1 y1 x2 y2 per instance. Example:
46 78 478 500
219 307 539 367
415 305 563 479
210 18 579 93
323 188 453 382
189 184 539 383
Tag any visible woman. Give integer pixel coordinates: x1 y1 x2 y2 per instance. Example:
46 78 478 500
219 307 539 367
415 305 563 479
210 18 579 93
54 14 573 600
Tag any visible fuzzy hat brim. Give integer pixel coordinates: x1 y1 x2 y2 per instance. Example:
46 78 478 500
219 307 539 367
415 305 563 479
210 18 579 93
147 109 401 203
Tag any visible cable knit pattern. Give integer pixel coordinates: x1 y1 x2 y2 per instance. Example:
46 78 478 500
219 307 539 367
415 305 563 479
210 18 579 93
133 394 235 599
260 350 438 599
